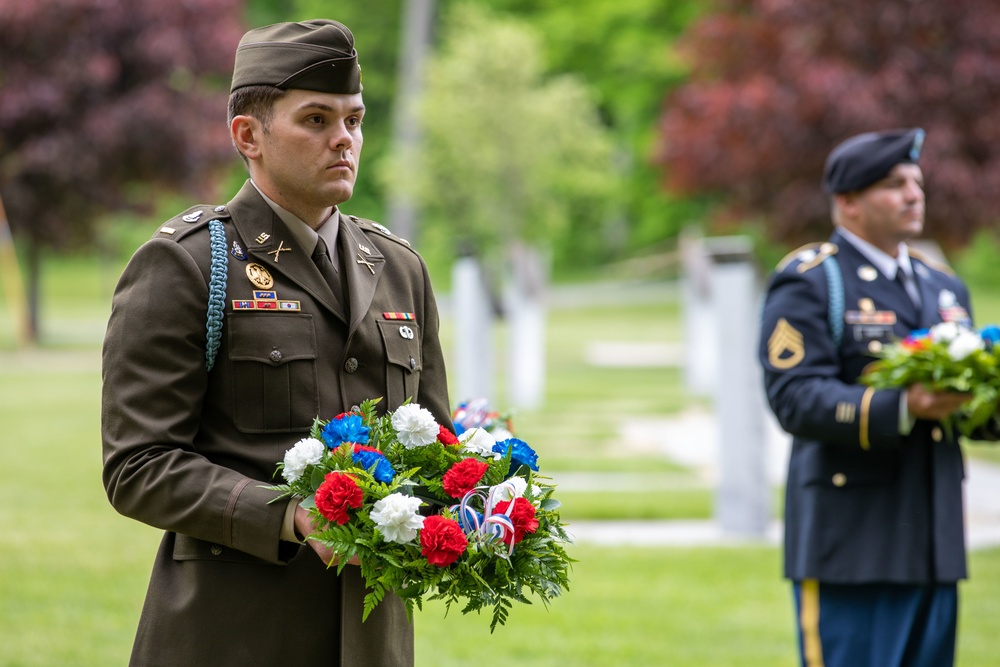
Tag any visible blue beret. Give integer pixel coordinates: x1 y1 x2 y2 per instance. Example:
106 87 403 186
823 128 925 193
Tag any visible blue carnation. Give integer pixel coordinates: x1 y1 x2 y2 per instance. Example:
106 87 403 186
320 414 370 448
352 449 396 484
493 438 539 475
980 325 1000 347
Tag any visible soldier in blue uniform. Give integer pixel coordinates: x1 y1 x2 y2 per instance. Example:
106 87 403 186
758 129 996 667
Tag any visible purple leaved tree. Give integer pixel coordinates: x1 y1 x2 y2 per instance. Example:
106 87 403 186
0 0 244 341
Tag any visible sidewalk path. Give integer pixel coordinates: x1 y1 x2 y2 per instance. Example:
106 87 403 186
565 408 1000 551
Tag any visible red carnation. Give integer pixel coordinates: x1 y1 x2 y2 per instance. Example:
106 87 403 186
437 424 460 446
352 444 381 454
419 515 468 567
314 472 363 525
442 458 489 498
495 497 539 545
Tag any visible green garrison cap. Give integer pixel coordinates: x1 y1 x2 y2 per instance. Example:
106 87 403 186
823 128 925 193
231 19 362 94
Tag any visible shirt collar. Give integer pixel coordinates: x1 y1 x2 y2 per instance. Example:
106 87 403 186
250 180 339 255
836 226 913 280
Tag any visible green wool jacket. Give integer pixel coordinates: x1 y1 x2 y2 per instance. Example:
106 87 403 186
102 181 452 666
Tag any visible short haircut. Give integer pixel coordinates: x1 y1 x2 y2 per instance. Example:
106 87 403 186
227 85 286 163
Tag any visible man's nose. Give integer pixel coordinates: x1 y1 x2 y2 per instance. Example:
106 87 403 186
331 123 353 150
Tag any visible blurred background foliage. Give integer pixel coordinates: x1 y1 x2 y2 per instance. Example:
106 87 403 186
4 0 1000 342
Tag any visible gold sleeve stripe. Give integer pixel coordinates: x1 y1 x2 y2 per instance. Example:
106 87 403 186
859 387 875 450
800 579 825 667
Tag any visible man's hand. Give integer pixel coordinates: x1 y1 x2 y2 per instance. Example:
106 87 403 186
293 505 361 566
906 383 972 422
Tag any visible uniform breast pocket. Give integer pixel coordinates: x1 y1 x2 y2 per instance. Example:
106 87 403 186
228 313 319 433
377 319 422 409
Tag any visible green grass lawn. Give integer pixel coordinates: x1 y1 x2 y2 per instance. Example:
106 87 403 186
4 252 1000 665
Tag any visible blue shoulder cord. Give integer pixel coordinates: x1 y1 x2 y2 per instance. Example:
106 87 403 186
822 255 844 347
205 219 228 372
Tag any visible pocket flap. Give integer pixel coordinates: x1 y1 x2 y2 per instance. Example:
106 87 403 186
172 533 272 565
377 319 422 373
228 313 317 365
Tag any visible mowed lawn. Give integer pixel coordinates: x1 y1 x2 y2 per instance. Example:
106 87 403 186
2 254 1000 665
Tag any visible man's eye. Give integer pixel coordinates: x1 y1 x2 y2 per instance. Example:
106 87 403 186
348 117 363 127
307 116 324 124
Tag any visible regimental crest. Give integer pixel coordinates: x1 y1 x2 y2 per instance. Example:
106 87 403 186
768 318 805 370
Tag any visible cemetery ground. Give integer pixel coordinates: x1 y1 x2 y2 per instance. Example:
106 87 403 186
3 255 1000 665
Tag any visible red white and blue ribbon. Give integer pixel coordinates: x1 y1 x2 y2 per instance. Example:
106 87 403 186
454 480 520 557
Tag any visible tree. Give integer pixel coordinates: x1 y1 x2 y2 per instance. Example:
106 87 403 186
485 0 706 266
283 0 703 271
381 3 617 408
0 0 244 340
654 0 1000 251
381 2 617 265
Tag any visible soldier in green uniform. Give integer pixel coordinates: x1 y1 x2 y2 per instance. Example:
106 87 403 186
101 20 452 666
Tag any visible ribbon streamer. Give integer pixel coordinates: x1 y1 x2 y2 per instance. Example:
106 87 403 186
454 480 521 557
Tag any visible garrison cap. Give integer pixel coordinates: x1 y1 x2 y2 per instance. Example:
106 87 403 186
823 128 925 193
230 19 362 94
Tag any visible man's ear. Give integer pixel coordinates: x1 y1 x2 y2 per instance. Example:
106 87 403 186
835 192 859 220
231 115 262 160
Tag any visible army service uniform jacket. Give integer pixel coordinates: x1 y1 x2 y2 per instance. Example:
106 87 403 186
102 181 452 666
759 229 989 585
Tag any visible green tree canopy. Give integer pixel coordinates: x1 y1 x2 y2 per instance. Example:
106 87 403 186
380 3 617 270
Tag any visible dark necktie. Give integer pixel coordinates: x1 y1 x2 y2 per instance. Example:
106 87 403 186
312 237 346 311
897 265 921 309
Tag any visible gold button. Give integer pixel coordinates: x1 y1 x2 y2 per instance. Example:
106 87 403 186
932 427 943 442
211 545 223 556
832 473 847 487
868 340 883 353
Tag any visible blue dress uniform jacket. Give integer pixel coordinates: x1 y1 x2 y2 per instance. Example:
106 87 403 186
759 229 976 584
102 181 452 666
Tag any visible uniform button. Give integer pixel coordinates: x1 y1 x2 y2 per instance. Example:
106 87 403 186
345 357 359 373
932 427 943 442
832 473 847 487
868 340 883 353
211 545 223 556
410 357 416 370
269 349 282 363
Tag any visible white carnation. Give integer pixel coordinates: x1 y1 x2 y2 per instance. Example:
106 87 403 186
930 321 961 343
370 493 425 543
391 403 440 449
282 438 326 482
948 329 985 361
460 427 501 459
493 476 528 502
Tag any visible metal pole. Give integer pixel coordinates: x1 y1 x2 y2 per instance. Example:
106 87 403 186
386 0 436 243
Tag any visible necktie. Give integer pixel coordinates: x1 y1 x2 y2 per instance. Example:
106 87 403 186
897 265 921 309
312 237 345 310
